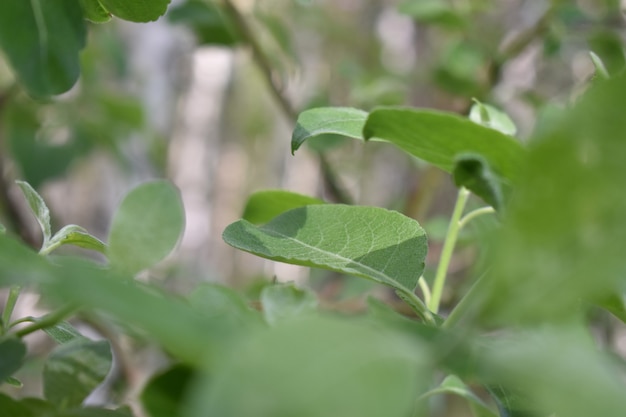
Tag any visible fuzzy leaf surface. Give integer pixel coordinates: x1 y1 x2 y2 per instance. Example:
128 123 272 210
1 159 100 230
223 205 427 293
291 107 368 153
261 283 318 325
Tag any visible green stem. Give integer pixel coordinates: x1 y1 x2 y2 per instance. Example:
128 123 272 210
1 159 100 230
417 276 431 307
396 287 436 326
458 206 495 231
14 304 78 338
428 187 470 314
2 285 21 333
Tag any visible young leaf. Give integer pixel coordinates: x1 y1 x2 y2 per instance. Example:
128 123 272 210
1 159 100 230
187 316 430 417
141 364 195 417
260 283 318 325
43 321 86 345
363 107 525 183
223 205 428 294
0 0 86 96
469 99 517 136
291 107 368 154
0 338 26 383
15 180 51 248
97 0 171 22
420 375 498 417
79 0 112 23
43 339 112 408
242 190 325 225
45 225 107 255
453 154 504 211
107 181 185 275
590 51 610 80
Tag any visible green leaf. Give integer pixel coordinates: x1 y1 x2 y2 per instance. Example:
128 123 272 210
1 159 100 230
242 190 325 225
43 321 85 345
168 0 240 46
453 154 504 210
0 393 54 417
97 0 171 22
291 107 368 154
0 234 49 287
596 293 626 324
5 376 23 387
0 338 27 383
45 225 107 255
141 364 194 417
0 0 86 96
363 107 525 183
187 316 430 417
420 375 498 417
223 205 428 294
590 51 610 80
44 339 112 409
15 180 51 249
398 0 467 29
55 408 136 417
469 99 517 136
79 0 112 23
260 283 318 325
107 181 185 275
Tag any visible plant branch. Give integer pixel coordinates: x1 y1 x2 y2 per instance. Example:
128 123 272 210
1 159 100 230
458 206 495 230
429 187 470 313
14 304 79 338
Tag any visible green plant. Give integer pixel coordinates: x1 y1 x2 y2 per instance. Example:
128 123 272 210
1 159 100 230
2 1 626 417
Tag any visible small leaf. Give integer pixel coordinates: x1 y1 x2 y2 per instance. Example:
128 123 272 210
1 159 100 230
141 364 195 417
79 0 112 23
4 376 22 387
223 205 428 294
469 99 517 136
168 0 240 46
242 190 325 225
43 321 85 345
0 338 27 383
15 180 51 248
453 154 504 210
590 51 610 80
0 0 86 96
260 283 318 325
421 375 498 417
46 225 107 255
107 181 185 275
97 0 171 22
44 339 112 409
363 107 525 183
291 107 368 154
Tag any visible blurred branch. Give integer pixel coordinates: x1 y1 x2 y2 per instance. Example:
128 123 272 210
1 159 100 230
220 0 353 204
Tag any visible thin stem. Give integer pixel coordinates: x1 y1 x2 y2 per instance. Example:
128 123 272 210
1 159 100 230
458 206 495 231
417 276 431 307
2 285 21 333
14 304 78 338
428 187 470 314
396 287 436 326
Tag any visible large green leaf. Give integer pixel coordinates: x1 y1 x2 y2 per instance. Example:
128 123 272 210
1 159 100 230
97 0 171 22
0 338 27 383
44 339 112 409
187 316 430 417
0 0 86 96
79 0 111 23
107 181 185 275
453 154 504 210
242 190 325 225
0 235 49 288
223 205 428 294
260 283 318 325
0 393 54 417
291 107 368 154
141 364 195 417
363 107 525 182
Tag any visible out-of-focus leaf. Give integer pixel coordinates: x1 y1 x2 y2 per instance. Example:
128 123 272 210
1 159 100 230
46 225 107 255
0 393 54 417
223 205 428 295
363 107 525 183
242 190 324 225
588 30 626 77
434 42 485 97
0 223 5 234
0 234 49 287
398 0 467 29
168 0 239 46
291 107 368 154
43 339 112 408
260 283 318 325
43 321 85 345
0 0 86 96
97 0 171 22
589 51 610 80
0 338 27 383
15 180 51 248
596 293 626 324
79 0 112 23
469 100 517 136
55 408 136 417
5 376 22 387
453 154 504 210
187 316 430 417
420 375 498 417
141 364 194 417
107 181 185 275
